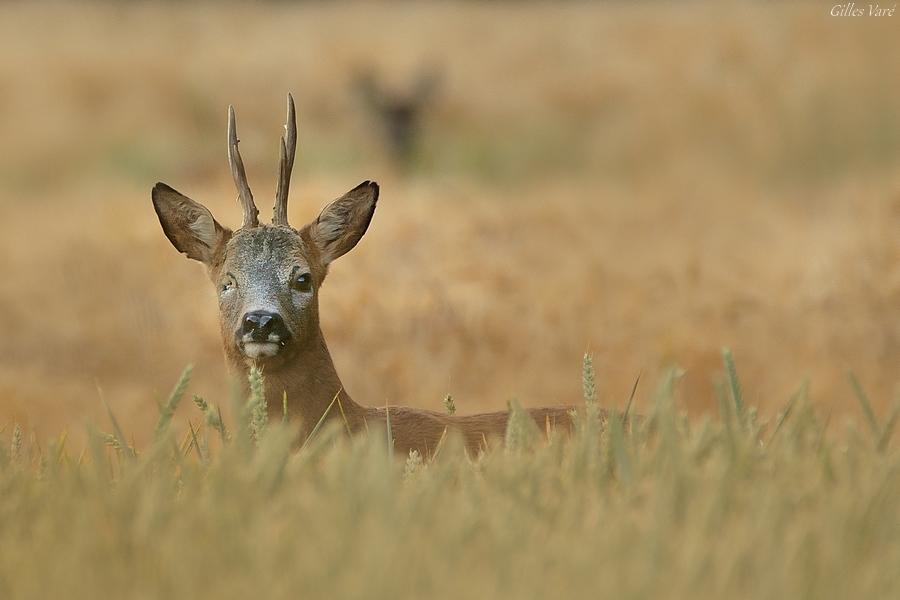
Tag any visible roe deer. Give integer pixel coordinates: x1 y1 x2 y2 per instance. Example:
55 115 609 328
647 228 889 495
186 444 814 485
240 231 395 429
152 94 590 456
354 68 439 167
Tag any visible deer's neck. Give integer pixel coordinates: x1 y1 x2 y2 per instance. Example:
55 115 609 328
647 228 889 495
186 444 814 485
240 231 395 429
228 328 366 435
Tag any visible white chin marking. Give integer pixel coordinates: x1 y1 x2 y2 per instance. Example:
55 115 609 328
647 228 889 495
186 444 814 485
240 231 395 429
242 342 281 359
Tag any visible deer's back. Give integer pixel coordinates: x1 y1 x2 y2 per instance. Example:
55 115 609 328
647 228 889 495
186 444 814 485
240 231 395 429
364 405 576 456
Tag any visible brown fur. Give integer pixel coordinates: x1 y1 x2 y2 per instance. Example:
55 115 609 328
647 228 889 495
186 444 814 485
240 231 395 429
152 100 589 457
221 303 578 456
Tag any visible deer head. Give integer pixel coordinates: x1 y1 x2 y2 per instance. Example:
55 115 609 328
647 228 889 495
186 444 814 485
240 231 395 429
355 67 440 166
152 95 378 370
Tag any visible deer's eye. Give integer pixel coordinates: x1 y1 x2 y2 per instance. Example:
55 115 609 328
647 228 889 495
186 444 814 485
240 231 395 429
220 274 236 294
291 272 312 293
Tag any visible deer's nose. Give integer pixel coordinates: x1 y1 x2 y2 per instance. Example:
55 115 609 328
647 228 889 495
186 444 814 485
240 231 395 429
240 311 288 342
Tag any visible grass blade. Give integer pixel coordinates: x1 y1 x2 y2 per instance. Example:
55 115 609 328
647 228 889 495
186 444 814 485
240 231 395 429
876 401 900 453
336 395 353 436
54 430 69 465
154 364 193 440
192 395 230 444
385 401 394 456
623 370 642 422
299 387 343 452
609 414 632 484
722 348 745 429
186 420 206 462
768 379 807 446
848 372 880 438
96 382 134 459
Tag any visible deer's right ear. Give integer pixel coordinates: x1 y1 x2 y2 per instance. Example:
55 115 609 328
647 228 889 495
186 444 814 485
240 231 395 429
152 182 231 265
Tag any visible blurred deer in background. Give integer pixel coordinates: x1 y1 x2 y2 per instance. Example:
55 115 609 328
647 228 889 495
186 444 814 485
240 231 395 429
152 94 590 456
354 67 440 167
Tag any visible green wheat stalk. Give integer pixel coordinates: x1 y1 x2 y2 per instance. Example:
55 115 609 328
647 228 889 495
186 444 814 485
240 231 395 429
192 395 229 443
385 402 394 456
154 364 193 440
10 423 22 465
96 382 135 459
247 367 267 443
722 348 745 429
582 353 597 405
505 399 539 452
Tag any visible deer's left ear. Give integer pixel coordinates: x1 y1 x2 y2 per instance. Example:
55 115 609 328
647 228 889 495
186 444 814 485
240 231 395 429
152 182 231 266
304 181 379 265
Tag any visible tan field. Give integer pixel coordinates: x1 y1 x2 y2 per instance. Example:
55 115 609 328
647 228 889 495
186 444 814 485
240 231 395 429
0 1 897 444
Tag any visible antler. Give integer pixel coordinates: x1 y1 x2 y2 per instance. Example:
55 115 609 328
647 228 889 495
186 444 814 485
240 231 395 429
227 105 259 229
273 93 297 227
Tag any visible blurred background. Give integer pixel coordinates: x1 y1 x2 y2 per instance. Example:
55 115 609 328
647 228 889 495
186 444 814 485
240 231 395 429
0 1 897 442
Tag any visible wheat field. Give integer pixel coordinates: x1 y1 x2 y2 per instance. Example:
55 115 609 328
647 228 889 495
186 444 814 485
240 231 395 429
1 358 899 599
0 2 897 442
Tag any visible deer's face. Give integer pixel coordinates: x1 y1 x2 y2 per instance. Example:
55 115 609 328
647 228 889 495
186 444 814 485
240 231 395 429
216 226 320 361
151 96 377 368
152 181 378 367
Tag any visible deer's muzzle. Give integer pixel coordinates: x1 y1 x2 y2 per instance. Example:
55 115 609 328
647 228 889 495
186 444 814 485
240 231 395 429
238 311 291 359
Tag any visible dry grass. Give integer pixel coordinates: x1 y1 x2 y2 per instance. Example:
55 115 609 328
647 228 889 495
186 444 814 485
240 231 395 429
0 1 897 443
0 363 898 599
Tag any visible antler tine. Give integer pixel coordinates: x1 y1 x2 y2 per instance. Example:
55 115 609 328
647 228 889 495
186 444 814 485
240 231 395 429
273 93 297 226
227 105 259 229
